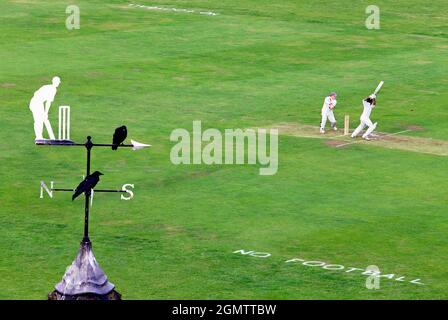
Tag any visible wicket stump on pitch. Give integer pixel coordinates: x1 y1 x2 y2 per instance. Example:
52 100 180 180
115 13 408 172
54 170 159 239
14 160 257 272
344 115 350 136
58 106 70 140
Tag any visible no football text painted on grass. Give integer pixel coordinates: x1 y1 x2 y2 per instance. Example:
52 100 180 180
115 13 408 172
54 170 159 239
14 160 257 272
234 249 424 286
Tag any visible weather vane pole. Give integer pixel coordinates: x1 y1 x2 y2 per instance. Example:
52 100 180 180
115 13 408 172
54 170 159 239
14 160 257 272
83 136 93 244
39 134 149 300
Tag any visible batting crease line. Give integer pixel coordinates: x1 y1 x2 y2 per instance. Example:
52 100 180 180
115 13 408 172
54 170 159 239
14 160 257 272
335 130 412 148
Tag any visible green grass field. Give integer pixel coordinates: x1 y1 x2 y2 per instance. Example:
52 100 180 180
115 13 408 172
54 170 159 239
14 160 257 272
1 0 447 299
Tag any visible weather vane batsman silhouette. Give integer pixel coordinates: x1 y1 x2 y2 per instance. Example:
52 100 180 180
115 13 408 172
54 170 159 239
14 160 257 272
30 76 61 141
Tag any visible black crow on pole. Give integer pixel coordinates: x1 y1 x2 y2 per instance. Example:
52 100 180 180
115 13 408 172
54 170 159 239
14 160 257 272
112 126 127 150
72 171 104 201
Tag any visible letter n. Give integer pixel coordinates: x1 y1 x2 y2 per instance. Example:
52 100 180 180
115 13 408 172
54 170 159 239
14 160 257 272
40 181 54 199
233 249 254 255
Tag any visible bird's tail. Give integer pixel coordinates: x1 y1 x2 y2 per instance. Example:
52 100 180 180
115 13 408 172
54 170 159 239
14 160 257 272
112 144 118 150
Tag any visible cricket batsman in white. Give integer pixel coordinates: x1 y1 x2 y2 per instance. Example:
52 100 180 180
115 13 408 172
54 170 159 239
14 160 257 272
351 94 378 140
29 76 60 141
320 92 338 134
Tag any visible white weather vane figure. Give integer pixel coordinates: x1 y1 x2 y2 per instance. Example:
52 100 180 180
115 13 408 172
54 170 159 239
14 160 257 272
29 76 61 141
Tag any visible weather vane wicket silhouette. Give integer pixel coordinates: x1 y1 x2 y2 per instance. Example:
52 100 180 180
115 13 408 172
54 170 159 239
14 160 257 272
32 79 150 299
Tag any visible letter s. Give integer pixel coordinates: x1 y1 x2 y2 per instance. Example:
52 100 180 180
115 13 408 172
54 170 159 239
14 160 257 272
121 184 134 200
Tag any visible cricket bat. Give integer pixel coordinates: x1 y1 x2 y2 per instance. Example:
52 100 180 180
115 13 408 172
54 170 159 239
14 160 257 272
373 81 384 95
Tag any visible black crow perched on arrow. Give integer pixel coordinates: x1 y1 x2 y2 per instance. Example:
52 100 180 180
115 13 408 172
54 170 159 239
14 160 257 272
112 125 127 150
72 171 103 201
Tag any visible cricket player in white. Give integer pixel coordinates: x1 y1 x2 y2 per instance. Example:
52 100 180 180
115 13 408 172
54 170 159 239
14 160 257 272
320 92 338 134
29 76 60 141
351 94 378 140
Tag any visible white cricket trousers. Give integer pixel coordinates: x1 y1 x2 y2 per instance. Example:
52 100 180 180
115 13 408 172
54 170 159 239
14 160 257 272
352 117 377 138
321 109 336 130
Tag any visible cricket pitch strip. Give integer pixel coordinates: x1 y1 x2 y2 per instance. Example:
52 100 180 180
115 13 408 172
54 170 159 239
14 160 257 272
265 122 448 157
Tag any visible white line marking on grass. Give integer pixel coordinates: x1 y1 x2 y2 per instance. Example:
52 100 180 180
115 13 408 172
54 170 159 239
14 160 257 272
328 134 349 139
128 3 219 16
335 129 412 148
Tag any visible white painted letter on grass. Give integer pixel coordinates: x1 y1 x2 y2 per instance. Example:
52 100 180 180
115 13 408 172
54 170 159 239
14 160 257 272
233 249 271 258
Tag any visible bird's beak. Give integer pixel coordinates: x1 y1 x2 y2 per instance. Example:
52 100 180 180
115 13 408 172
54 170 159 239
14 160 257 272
99 173 104 175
